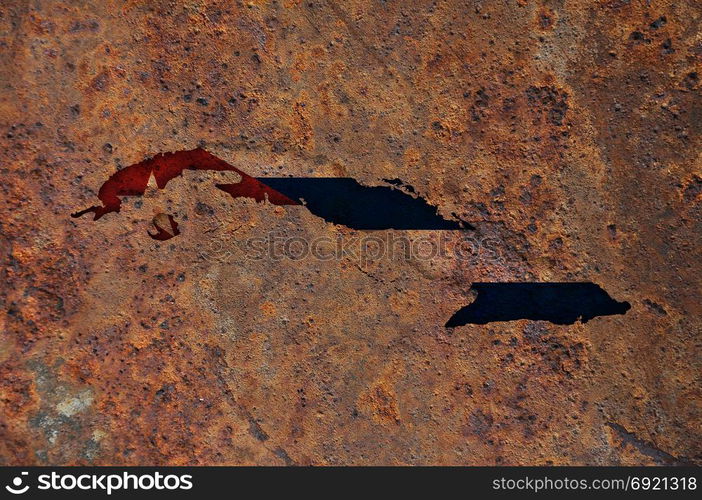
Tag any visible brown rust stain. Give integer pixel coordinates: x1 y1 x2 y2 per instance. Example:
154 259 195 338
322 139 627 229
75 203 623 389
0 0 700 465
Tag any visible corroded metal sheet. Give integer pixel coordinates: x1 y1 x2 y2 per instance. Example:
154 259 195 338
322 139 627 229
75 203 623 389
0 0 700 465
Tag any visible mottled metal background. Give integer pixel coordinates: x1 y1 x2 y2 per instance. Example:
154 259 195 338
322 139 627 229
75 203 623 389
1 0 700 465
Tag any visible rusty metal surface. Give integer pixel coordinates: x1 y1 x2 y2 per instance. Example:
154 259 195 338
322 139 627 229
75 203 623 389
0 0 700 465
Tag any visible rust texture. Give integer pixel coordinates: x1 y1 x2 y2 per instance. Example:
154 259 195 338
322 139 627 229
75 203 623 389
0 0 700 465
